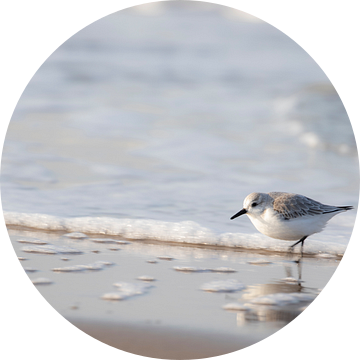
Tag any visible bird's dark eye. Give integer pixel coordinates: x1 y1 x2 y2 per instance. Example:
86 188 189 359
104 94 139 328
252 202 258 207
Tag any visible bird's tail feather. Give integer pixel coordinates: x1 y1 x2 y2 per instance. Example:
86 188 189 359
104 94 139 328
322 205 353 214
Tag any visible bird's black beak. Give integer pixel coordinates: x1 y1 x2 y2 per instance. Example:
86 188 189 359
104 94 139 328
230 208 247 220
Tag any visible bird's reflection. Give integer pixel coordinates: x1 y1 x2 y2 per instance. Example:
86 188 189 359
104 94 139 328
224 260 317 326
283 257 303 285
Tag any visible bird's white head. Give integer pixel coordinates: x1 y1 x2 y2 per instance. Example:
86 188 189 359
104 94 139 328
231 192 269 220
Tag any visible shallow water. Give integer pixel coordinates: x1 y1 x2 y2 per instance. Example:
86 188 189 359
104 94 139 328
9 228 337 341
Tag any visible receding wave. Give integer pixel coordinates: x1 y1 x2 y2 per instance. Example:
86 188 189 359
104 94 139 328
4 211 346 256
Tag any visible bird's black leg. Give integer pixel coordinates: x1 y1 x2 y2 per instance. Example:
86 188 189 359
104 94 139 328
289 236 308 261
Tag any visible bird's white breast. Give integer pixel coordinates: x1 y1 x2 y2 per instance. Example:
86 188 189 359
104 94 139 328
247 208 334 241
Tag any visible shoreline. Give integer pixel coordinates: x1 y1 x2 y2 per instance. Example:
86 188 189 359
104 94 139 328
5 222 346 259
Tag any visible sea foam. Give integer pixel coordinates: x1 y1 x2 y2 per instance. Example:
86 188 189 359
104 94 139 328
4 211 347 256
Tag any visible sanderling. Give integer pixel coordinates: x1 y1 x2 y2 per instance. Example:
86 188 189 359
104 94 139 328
230 192 353 254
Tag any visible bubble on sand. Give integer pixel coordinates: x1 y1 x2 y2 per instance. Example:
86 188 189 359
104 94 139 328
101 293 128 301
102 282 153 301
157 256 174 261
52 261 114 272
24 267 38 273
17 238 48 245
137 275 156 282
247 260 272 265
173 266 210 273
22 245 83 255
173 266 236 273
32 277 53 285
91 239 131 245
52 265 86 272
63 232 88 239
201 279 246 293
211 267 237 273
146 260 158 264
18 257 28 261
223 303 251 311
113 282 154 291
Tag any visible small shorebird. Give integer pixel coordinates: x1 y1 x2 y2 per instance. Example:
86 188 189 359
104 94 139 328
230 192 353 255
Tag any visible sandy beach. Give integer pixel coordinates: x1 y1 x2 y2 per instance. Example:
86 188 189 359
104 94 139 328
71 319 265 358
8 225 339 358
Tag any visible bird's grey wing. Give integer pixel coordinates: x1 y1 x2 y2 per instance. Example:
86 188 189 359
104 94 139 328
272 194 338 220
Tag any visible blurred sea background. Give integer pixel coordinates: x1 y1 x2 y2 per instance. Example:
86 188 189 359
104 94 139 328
1 1 358 252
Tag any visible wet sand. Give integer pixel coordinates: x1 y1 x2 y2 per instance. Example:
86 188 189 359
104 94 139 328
71 318 268 359
8 227 339 358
